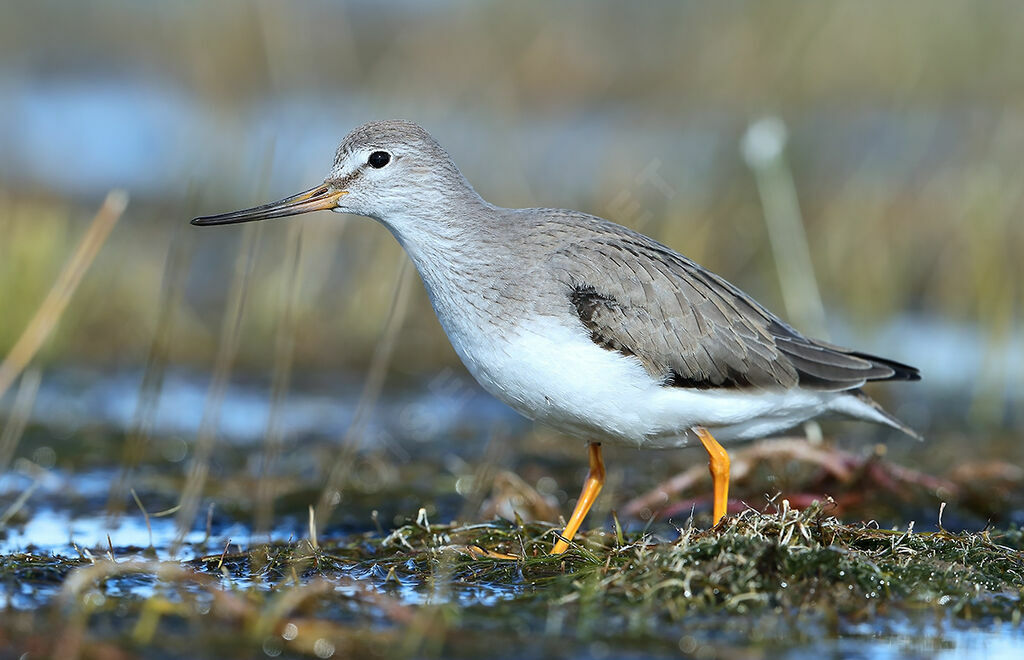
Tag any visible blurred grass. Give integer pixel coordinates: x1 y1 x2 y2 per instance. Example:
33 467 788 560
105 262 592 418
4 2 1023 105
0 1 1021 384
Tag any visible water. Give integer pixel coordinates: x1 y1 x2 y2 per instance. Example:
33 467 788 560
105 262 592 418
15 367 522 447
1 503 237 559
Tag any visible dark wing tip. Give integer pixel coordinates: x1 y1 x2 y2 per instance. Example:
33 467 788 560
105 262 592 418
850 351 921 382
774 334 921 390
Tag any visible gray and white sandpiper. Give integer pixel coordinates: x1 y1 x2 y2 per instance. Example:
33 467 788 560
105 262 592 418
193 120 920 554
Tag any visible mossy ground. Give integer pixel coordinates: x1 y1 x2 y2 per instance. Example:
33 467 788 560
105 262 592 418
3 498 1023 659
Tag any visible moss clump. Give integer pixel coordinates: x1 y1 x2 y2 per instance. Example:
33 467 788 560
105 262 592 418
549 500 1024 622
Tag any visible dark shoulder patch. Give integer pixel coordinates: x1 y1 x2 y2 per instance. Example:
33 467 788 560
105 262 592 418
569 283 613 319
569 283 635 357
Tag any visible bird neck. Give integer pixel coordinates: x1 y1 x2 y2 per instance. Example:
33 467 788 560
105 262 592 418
379 185 495 254
381 196 517 331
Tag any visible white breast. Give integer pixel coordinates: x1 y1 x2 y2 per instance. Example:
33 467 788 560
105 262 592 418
451 317 658 440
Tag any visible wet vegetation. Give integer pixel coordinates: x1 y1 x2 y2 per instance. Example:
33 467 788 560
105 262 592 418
3 500 1024 658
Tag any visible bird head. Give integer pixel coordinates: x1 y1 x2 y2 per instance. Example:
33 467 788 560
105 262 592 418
192 120 476 228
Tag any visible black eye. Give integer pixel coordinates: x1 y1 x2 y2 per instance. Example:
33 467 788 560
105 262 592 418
368 151 391 168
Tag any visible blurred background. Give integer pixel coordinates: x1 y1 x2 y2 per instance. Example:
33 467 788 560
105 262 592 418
1 0 1023 545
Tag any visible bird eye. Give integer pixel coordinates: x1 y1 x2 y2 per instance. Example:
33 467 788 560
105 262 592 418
368 151 391 168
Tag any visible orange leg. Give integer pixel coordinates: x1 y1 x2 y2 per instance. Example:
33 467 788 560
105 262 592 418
552 443 605 554
695 427 730 524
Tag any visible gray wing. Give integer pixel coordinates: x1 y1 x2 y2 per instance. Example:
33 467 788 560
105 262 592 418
545 231 919 392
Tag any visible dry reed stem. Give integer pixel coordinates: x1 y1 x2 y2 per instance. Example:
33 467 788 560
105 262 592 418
0 190 127 401
313 258 415 533
107 226 195 515
173 222 262 551
256 220 307 535
742 119 827 339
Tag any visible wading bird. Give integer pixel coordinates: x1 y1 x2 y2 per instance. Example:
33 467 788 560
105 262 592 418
193 120 919 554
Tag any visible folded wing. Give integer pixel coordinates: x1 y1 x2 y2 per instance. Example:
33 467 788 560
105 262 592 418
547 232 919 392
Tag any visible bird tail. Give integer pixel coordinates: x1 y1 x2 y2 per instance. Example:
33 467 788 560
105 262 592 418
833 389 923 441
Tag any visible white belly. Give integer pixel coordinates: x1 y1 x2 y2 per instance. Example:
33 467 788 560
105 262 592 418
443 316 844 448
